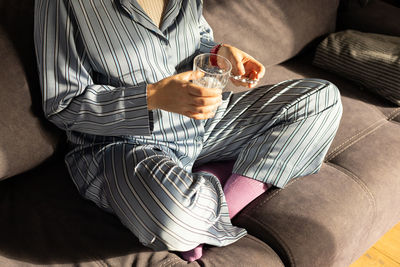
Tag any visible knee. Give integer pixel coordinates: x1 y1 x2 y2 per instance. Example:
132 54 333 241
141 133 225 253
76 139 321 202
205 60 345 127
310 79 343 131
320 79 341 100
320 79 343 119
295 78 343 118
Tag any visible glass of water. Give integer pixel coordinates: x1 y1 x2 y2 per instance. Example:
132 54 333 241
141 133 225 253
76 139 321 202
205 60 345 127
192 53 232 91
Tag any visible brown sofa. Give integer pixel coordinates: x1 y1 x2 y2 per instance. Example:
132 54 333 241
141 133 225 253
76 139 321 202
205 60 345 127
1 0 399 266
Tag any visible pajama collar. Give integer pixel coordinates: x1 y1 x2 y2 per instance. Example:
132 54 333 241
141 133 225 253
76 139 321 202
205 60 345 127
117 0 183 39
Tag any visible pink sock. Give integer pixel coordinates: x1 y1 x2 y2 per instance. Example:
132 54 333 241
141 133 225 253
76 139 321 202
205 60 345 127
223 174 270 219
193 160 235 187
181 173 270 262
181 161 235 262
180 244 203 262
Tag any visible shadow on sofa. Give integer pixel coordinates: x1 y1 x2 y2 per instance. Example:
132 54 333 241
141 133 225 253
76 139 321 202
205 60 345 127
0 160 151 264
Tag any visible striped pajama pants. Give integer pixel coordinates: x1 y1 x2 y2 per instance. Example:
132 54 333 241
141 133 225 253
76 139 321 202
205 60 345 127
65 79 342 251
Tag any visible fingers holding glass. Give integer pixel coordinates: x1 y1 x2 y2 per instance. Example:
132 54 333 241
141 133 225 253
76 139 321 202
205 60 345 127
191 53 230 118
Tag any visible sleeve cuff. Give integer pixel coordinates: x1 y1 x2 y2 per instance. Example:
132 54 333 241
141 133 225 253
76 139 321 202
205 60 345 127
49 82 154 137
199 38 219 53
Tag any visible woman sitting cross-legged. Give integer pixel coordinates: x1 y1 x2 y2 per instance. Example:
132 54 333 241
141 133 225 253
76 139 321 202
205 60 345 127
34 0 342 262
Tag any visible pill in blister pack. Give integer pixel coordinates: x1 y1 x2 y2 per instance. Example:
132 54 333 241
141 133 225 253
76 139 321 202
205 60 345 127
230 74 259 84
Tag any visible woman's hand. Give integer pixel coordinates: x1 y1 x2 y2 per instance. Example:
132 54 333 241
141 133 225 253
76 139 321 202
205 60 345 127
217 44 265 88
147 71 223 120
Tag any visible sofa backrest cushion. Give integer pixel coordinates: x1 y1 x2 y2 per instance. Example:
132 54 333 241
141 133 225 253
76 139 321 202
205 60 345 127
0 1 60 180
203 0 340 68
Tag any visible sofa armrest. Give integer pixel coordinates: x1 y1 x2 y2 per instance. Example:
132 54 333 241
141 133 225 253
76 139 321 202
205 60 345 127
0 26 61 180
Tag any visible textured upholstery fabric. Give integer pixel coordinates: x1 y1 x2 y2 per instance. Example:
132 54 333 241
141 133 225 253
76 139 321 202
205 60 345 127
313 30 400 105
0 0 61 180
236 164 377 266
0 26 60 180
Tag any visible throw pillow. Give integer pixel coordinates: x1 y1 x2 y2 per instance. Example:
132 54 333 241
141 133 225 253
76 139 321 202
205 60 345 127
313 30 400 105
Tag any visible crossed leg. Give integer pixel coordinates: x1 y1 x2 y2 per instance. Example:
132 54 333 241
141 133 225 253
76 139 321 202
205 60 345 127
66 78 342 261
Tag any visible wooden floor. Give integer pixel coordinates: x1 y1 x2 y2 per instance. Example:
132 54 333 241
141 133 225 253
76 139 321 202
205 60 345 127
350 222 400 267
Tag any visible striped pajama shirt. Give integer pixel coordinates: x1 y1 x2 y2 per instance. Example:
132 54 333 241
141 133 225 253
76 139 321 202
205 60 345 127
34 0 342 251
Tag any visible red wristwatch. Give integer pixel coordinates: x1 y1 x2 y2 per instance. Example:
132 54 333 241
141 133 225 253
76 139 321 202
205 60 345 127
210 43 223 66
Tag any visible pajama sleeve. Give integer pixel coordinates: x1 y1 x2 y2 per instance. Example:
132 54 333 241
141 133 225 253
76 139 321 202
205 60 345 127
34 0 153 137
197 0 218 53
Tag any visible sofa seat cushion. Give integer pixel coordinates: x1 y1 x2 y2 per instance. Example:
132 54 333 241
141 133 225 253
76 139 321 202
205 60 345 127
329 121 400 238
235 163 379 267
0 160 283 267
